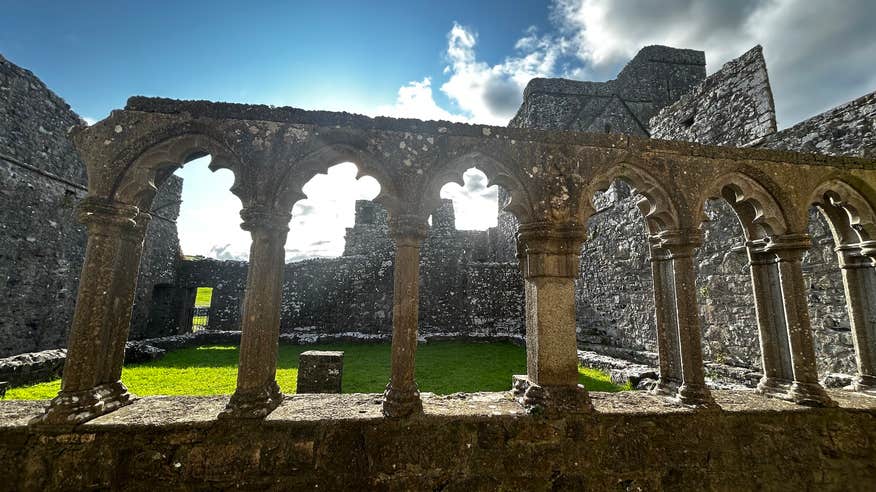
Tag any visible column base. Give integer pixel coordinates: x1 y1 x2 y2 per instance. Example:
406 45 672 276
219 380 283 419
852 374 876 397
30 381 133 427
512 375 592 417
756 376 792 398
674 383 717 408
757 377 835 406
650 378 680 397
787 381 836 407
382 382 423 418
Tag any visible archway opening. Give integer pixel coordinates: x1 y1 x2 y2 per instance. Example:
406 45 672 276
579 180 654 355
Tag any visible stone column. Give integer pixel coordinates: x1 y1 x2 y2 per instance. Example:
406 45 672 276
655 230 715 406
836 241 876 395
221 207 291 418
32 198 149 426
747 244 795 397
770 234 834 406
383 215 428 418
515 222 592 414
647 242 683 396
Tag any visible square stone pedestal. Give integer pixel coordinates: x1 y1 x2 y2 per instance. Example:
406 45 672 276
297 351 344 394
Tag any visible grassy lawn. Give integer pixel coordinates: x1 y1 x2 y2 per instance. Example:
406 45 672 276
4 341 629 400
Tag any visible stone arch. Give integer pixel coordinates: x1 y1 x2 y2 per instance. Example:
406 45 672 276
274 141 400 216
698 171 790 240
584 161 682 234
424 150 533 223
110 125 242 211
809 177 876 244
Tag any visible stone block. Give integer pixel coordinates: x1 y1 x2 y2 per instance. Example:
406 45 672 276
297 351 344 394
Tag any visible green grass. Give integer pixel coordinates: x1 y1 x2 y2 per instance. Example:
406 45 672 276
4 341 629 400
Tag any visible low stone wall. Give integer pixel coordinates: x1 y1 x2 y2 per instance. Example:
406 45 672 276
2 391 875 490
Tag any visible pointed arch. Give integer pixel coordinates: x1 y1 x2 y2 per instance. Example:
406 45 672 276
112 130 242 210
425 150 534 224
584 162 682 234
810 178 876 244
274 141 400 216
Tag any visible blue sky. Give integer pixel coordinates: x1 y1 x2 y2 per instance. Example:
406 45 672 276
2 1 551 121
4 1 875 261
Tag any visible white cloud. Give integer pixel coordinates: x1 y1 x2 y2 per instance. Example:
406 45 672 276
286 162 380 260
373 77 467 122
82 116 97 126
440 168 499 230
439 23 564 125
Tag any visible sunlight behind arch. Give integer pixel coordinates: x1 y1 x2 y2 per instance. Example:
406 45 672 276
175 155 250 260
288 162 380 261
439 168 498 230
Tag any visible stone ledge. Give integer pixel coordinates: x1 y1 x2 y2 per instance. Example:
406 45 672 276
2 390 875 491
3 390 874 429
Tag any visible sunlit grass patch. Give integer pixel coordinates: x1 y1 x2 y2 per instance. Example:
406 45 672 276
4 341 629 399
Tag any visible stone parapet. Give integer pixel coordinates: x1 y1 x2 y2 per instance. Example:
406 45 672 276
2 391 875 490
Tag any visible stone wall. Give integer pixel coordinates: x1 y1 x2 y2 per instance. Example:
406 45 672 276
509 45 706 134
0 53 183 357
2 391 875 490
650 45 777 146
758 89 875 158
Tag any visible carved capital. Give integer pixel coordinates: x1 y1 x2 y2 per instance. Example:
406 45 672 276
389 214 428 246
518 222 586 278
77 197 141 235
648 228 703 260
856 240 876 259
835 242 876 269
240 207 291 234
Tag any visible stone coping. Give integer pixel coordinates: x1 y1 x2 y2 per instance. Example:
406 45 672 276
4 390 874 429
120 97 876 169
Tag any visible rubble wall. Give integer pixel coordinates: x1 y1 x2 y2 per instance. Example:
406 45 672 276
1 392 875 491
0 54 183 356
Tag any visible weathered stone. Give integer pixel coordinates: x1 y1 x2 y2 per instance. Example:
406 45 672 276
0 54 184 358
297 350 343 394
2 391 876 490
123 342 166 365
650 46 777 146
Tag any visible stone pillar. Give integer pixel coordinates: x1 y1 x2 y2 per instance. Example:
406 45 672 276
515 222 592 414
768 234 834 406
648 243 683 396
383 215 427 418
836 241 876 395
221 207 291 418
32 198 149 426
653 230 715 406
747 246 795 397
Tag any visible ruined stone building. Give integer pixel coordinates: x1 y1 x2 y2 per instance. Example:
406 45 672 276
1 42 876 489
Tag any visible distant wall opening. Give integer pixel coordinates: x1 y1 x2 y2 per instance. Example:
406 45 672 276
191 286 213 332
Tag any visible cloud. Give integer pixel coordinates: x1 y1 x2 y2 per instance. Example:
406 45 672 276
440 168 498 230
82 116 97 126
208 243 247 261
377 22 568 125
438 23 564 124
373 77 468 122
